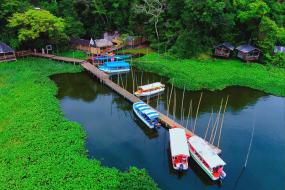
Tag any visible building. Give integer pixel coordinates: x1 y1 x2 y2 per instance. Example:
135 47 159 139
70 39 100 55
0 42 16 63
236 44 261 62
274 46 285 54
125 36 146 47
213 42 235 58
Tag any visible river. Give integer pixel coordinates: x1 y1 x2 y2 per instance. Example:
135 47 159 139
51 70 285 190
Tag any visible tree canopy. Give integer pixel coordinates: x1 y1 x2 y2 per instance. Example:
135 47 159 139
0 0 284 65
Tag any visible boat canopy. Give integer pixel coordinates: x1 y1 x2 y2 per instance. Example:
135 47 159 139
188 136 226 168
169 128 190 157
138 82 164 91
104 61 130 68
134 102 159 120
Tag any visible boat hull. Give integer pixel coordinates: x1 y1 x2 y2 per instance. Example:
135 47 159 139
133 104 155 129
189 150 219 181
135 88 165 97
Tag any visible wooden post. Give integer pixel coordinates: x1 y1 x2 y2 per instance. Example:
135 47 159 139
204 107 213 140
181 86 185 123
217 95 229 148
185 100 192 130
244 116 256 168
193 93 203 134
167 84 174 117
210 98 224 145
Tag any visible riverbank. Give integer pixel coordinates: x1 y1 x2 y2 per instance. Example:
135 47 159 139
133 53 285 97
0 58 158 189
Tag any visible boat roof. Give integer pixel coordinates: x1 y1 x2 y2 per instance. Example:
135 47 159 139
188 136 226 168
134 102 159 120
104 61 130 68
138 82 164 91
169 128 190 157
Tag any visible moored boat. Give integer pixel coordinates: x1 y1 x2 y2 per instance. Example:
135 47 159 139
187 136 226 181
133 102 161 129
98 61 130 74
134 82 165 97
169 128 190 171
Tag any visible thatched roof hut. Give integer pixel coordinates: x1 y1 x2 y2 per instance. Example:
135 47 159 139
95 39 113 48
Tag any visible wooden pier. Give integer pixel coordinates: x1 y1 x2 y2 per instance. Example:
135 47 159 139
31 53 221 154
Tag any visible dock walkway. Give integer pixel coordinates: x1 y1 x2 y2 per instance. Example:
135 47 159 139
31 53 221 154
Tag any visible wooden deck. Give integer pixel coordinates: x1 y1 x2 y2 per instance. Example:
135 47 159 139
31 53 221 154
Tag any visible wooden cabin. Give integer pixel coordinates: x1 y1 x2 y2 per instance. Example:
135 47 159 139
70 39 101 55
0 42 16 63
213 42 235 58
125 36 146 47
236 44 261 62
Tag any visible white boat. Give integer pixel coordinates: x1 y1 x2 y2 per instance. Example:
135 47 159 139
188 136 226 181
169 128 190 171
134 82 165 97
133 102 160 129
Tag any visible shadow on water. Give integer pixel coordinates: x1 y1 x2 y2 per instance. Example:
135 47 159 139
50 70 285 190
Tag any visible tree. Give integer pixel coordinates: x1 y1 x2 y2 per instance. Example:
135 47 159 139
8 9 67 48
134 0 166 40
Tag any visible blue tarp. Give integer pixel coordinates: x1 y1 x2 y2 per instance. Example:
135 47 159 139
134 102 159 120
103 61 130 68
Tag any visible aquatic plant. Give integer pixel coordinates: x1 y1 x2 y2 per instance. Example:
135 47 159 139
0 57 158 189
133 53 285 97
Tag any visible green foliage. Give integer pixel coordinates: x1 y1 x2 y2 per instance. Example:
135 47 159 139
119 48 154 55
237 0 270 23
133 53 285 96
258 16 280 52
8 9 67 48
265 53 285 68
0 58 158 189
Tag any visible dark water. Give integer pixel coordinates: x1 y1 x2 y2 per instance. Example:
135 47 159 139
51 70 285 190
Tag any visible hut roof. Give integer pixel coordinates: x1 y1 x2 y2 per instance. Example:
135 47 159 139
236 44 260 53
95 39 113 48
215 42 235 51
274 46 285 54
0 42 14 54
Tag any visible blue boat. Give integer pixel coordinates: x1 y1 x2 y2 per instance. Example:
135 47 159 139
94 55 131 61
98 61 130 74
133 102 161 129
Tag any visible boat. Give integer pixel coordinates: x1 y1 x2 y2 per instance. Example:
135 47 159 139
134 82 165 97
169 128 190 171
133 102 161 129
187 136 226 181
98 61 130 74
93 54 131 62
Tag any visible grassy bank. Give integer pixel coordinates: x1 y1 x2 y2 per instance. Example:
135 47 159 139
0 58 158 189
133 53 285 97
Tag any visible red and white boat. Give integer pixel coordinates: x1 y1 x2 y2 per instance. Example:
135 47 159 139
188 136 226 181
169 128 190 171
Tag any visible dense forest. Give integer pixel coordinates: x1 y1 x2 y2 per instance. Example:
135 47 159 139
0 0 285 66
